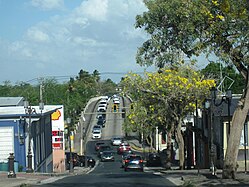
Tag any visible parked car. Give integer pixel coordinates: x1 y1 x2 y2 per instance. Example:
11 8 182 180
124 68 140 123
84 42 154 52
97 145 112 157
146 153 162 167
117 142 131 154
100 151 115 162
77 155 96 167
65 152 78 170
111 137 123 146
92 131 102 139
95 142 106 151
124 154 144 172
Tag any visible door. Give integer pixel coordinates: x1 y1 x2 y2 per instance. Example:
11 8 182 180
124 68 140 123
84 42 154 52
0 126 14 161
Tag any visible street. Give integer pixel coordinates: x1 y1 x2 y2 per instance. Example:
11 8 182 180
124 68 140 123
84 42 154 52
34 97 176 187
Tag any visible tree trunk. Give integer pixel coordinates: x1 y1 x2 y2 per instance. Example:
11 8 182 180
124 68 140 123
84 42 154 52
146 133 154 151
165 129 172 169
175 121 185 170
223 77 249 179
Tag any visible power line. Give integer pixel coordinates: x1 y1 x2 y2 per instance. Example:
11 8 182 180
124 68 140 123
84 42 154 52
25 72 148 84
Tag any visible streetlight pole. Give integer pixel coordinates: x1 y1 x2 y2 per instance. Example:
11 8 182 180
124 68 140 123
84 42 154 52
67 117 74 173
24 100 36 173
209 87 232 175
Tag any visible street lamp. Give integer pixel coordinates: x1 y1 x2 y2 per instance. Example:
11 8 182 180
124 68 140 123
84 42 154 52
24 100 36 173
67 117 74 173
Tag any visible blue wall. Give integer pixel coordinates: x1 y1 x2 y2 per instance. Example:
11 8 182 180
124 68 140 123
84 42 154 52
0 120 26 171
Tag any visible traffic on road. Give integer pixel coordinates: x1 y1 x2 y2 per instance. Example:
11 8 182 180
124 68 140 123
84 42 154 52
37 95 174 187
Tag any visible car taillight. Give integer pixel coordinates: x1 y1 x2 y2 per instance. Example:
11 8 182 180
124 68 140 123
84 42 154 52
125 160 129 163
139 160 143 163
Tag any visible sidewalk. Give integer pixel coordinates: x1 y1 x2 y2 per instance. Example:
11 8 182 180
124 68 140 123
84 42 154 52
0 167 91 187
127 138 249 186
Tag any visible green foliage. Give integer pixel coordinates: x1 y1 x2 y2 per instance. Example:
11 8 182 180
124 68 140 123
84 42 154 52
201 62 245 94
136 0 249 79
0 69 117 123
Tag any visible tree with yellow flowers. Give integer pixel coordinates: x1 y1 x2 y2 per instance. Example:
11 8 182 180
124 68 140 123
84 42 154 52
122 66 215 169
135 0 249 179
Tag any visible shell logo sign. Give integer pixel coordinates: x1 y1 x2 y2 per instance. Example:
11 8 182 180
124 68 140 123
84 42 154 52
52 110 61 120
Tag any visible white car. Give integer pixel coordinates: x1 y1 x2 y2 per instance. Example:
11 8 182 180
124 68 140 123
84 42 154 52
113 98 120 104
99 100 108 108
97 104 106 112
92 125 102 133
92 131 102 139
111 137 123 146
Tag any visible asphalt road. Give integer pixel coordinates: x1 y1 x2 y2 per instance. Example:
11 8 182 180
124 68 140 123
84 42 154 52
35 97 176 187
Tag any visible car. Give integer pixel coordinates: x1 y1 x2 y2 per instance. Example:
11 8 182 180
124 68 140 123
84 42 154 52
97 117 106 127
146 153 162 167
92 125 102 133
99 100 108 108
97 145 112 157
101 96 110 102
92 131 102 139
124 154 144 172
117 142 131 154
97 114 106 121
97 104 107 112
95 142 106 151
121 150 133 168
77 155 96 167
100 151 115 162
111 137 123 146
113 98 120 104
65 152 78 170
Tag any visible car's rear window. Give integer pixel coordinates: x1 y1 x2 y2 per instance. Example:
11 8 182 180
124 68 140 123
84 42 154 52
129 156 142 160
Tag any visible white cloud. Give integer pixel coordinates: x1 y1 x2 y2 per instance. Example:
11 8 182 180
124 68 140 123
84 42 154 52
26 28 50 42
76 0 108 21
31 0 64 11
0 0 149 83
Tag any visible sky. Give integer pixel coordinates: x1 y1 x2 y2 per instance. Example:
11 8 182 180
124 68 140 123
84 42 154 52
0 0 155 84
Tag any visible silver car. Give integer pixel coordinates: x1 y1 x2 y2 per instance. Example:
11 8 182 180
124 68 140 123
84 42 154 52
111 137 123 146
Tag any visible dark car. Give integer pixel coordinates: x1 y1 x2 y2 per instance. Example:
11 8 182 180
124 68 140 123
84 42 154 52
146 153 162 167
97 117 105 127
124 154 144 172
100 151 115 162
65 152 78 170
97 145 112 157
121 150 132 168
95 142 106 151
77 155 96 167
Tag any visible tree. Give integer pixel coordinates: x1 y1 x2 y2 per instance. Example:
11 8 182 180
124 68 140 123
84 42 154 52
123 66 215 169
135 0 249 178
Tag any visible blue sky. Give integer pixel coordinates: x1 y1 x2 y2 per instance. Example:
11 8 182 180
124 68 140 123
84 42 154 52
0 0 155 84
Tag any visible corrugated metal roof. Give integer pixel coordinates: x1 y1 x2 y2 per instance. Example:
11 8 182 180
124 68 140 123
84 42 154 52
0 97 24 107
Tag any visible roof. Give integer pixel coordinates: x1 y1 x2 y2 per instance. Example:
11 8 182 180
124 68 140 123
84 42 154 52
0 105 62 120
0 97 24 107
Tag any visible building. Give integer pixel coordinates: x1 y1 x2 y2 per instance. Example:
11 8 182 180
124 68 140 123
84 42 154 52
0 97 65 173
